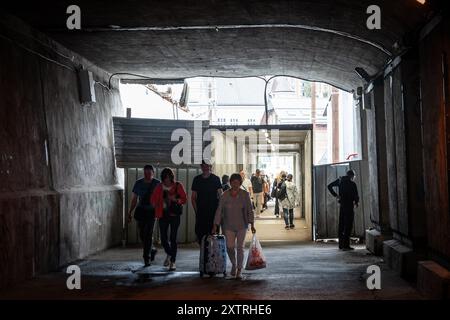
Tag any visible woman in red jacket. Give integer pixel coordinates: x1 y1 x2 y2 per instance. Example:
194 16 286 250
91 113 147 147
151 168 187 271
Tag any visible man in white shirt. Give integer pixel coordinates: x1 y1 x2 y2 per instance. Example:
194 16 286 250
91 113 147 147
239 170 253 195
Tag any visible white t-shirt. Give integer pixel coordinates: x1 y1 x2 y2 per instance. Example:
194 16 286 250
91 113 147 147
241 178 252 193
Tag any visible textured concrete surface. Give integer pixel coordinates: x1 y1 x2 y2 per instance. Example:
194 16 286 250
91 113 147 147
0 243 422 300
0 13 124 289
366 229 385 256
2 0 430 91
417 260 450 299
383 240 416 280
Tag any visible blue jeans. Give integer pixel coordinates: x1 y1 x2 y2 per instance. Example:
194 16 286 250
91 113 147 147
283 208 294 226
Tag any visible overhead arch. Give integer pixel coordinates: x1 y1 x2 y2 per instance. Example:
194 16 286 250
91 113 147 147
2 0 430 91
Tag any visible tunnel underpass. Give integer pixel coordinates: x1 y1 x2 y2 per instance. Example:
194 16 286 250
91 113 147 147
1 0 450 302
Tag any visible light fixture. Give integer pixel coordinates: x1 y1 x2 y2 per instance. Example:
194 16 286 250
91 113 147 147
416 0 426 4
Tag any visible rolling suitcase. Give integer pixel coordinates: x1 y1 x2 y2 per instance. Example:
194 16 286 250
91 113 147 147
199 234 227 277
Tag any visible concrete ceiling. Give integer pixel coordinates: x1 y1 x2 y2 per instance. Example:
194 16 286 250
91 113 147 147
2 0 430 91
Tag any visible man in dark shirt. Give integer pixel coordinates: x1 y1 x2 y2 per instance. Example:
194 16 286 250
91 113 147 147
327 170 359 251
191 160 223 244
128 164 161 266
251 169 264 218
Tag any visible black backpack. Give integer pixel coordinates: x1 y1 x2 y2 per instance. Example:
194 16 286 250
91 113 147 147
276 182 287 201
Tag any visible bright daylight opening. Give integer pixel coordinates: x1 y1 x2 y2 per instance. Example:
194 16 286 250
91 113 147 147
119 76 362 242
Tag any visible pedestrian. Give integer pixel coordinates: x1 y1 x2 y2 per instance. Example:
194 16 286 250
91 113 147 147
222 174 231 191
327 170 359 250
151 168 187 271
262 173 270 210
212 173 256 279
251 169 265 218
271 171 287 218
239 170 253 194
280 174 299 229
191 160 223 244
127 165 160 266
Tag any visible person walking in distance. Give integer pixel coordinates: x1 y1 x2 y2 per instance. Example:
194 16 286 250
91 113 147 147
271 171 287 218
127 165 160 266
280 174 299 229
327 170 359 250
221 174 231 192
191 160 223 244
262 172 270 211
251 169 265 218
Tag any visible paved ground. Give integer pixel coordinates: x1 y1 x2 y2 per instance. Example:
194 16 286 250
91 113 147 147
248 202 309 242
0 242 422 300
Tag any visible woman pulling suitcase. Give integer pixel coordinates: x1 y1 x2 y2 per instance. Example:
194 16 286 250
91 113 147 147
212 173 256 279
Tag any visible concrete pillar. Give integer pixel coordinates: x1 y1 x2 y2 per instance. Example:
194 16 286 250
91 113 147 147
331 88 340 163
359 86 384 254
363 78 393 255
400 50 427 255
311 82 316 125
380 61 423 277
372 79 391 233
419 16 450 267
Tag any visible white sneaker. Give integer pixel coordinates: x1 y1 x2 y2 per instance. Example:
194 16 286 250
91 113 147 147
169 262 176 271
164 255 171 267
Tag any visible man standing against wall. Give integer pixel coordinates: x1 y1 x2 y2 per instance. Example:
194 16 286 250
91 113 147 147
128 165 161 266
327 170 359 251
191 160 223 244
251 169 265 218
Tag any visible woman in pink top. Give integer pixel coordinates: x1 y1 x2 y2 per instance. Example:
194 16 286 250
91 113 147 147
212 173 256 279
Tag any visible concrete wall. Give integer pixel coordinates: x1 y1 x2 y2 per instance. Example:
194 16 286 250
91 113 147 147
400 50 427 251
419 17 450 264
383 66 409 241
0 14 123 288
365 17 450 283
360 93 379 231
372 18 449 264
304 131 313 230
371 79 391 231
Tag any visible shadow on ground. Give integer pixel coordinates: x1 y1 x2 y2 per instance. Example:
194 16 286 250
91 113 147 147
0 242 422 300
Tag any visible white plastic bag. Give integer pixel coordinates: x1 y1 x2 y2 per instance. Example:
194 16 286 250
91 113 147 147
245 234 267 270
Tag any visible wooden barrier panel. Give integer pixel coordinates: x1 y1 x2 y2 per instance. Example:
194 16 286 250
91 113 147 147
313 161 370 239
